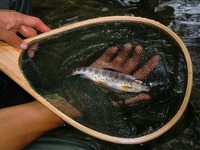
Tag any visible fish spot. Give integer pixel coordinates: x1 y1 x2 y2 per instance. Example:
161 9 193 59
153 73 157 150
121 74 125 80
109 72 113 77
102 70 107 76
82 67 86 72
127 78 132 83
114 72 119 79
95 69 99 74
88 68 93 72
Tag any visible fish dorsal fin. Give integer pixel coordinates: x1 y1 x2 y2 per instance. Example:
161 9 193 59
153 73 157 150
105 68 123 73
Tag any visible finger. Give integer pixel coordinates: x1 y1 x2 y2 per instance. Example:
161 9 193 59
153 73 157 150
90 46 118 69
112 93 150 108
133 55 161 80
0 28 28 49
27 43 39 58
123 45 143 73
113 43 132 66
99 46 118 62
20 14 51 32
18 25 37 38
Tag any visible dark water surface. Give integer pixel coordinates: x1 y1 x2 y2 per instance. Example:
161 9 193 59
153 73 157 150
30 0 200 149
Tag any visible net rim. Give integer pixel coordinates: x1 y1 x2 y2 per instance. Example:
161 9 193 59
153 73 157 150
25 16 193 144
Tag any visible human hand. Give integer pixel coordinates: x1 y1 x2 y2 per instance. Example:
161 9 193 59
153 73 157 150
91 43 160 107
0 10 51 49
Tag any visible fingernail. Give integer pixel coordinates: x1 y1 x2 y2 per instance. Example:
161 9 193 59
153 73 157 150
46 27 51 31
20 41 28 50
43 26 51 32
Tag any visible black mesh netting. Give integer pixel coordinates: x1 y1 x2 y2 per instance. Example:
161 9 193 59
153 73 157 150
19 21 188 138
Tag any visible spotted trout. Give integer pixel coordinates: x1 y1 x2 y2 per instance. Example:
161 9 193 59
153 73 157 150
66 67 150 93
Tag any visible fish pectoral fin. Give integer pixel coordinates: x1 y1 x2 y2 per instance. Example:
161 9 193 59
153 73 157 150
120 85 132 90
80 75 90 79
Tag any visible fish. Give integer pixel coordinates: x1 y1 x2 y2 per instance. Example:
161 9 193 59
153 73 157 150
66 67 150 93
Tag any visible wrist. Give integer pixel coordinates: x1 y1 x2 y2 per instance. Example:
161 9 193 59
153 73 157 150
28 101 65 130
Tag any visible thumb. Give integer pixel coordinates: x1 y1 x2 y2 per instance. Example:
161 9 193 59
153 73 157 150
0 30 28 50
